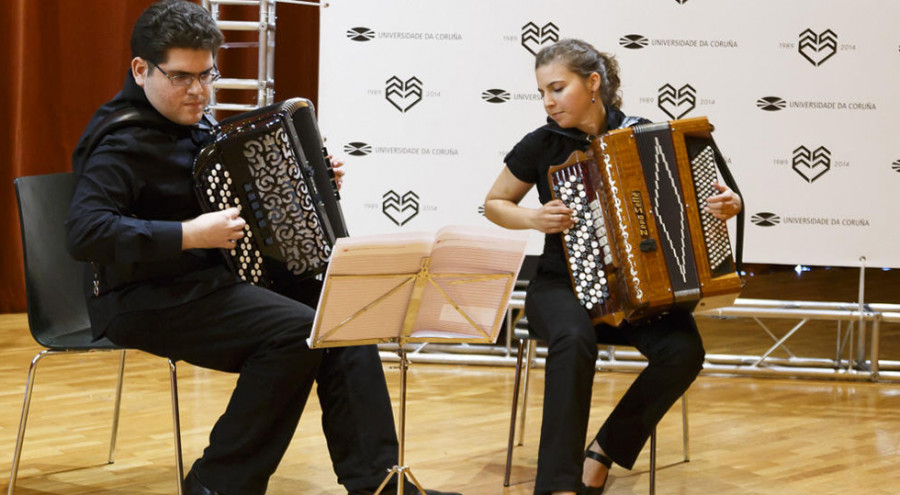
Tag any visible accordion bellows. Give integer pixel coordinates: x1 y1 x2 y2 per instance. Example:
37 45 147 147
548 117 741 327
194 98 347 292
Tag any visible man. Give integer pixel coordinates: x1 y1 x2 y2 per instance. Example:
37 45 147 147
65 2 458 494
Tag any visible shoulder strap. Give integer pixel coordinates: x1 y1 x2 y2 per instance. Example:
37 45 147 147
621 115 647 128
541 114 649 142
81 107 173 159
540 123 593 144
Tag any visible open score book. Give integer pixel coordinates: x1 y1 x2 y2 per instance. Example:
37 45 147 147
308 225 529 348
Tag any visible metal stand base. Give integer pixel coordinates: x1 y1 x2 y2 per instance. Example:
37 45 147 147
374 347 426 495
373 465 427 495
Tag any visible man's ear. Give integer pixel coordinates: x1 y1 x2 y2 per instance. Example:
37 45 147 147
132 57 149 87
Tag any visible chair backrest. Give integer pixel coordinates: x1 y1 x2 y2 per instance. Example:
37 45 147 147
14 172 92 347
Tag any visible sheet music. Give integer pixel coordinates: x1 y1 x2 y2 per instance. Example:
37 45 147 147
308 225 528 348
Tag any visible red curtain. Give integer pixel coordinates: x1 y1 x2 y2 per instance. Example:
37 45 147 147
0 0 319 313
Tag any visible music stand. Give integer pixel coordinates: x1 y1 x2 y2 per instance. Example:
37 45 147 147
309 226 528 495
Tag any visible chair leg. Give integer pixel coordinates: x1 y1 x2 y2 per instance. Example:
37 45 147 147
504 339 527 487
681 394 690 462
7 351 52 495
649 427 657 495
517 339 536 446
107 350 127 464
645 393 688 495
169 359 185 495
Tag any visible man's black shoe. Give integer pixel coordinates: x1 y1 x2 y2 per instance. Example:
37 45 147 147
183 470 223 495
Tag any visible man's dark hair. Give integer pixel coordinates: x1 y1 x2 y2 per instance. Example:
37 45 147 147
130 0 224 65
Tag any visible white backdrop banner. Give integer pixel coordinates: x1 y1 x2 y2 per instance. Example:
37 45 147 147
317 0 900 269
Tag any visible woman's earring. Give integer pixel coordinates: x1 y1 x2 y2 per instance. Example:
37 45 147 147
591 93 596 104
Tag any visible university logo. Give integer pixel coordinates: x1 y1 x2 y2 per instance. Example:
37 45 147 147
619 34 649 50
658 84 696 120
343 142 372 156
892 160 900 173
792 146 831 183
382 190 420 226
346 27 375 42
385 76 423 113
521 22 559 55
757 96 786 112
482 89 511 103
798 29 838 66
751 212 781 227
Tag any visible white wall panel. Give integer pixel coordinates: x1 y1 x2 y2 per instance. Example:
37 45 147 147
318 0 900 268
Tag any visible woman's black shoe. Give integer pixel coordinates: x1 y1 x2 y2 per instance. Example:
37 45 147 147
579 449 612 495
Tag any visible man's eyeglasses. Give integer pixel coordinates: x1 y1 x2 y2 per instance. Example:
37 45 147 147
150 61 220 87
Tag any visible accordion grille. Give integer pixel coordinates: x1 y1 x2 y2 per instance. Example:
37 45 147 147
240 125 331 278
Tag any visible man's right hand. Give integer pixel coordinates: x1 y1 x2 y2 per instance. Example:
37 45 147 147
182 207 246 250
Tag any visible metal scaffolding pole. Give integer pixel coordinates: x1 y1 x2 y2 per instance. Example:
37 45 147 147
202 0 283 113
378 294 900 382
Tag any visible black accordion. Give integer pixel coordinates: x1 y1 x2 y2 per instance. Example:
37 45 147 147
548 117 742 327
193 98 347 292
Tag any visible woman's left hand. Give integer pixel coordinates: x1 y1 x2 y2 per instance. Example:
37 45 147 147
706 182 742 220
328 155 345 190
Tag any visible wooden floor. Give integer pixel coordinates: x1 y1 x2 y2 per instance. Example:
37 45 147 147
2 261 900 495
1 306 899 494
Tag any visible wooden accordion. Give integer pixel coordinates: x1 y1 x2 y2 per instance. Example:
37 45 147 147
193 98 347 292
548 117 741 327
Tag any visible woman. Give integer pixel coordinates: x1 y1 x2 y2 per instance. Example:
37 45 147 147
484 39 742 495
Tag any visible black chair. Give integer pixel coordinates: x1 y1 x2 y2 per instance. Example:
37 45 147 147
503 309 690 495
8 172 184 495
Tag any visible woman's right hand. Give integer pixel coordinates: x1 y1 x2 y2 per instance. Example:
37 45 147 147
532 199 575 234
